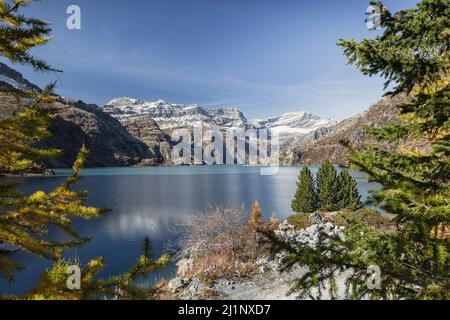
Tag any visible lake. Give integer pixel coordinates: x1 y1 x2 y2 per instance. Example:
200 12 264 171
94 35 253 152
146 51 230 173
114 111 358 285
0 166 381 295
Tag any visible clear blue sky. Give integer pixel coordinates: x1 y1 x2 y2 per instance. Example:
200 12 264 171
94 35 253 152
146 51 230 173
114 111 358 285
1 0 418 120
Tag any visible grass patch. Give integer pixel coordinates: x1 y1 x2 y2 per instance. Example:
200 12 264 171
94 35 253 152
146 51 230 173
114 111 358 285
335 208 397 231
287 213 311 230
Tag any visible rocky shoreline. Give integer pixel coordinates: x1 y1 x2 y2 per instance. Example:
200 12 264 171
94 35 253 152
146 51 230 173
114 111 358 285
166 212 349 300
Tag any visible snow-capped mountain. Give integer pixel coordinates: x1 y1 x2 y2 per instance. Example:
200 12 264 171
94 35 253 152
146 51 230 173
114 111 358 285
250 112 336 146
103 97 335 146
0 62 41 92
103 97 249 131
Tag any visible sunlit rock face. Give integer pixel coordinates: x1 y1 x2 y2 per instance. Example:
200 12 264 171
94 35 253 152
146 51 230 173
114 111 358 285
277 93 424 166
103 98 250 131
103 97 335 147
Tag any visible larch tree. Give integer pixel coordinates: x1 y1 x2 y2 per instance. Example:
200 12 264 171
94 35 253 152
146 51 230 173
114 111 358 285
248 201 265 228
0 0 169 299
142 236 153 261
266 0 449 299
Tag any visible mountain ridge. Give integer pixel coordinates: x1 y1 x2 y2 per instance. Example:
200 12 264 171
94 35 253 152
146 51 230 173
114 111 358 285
103 97 335 146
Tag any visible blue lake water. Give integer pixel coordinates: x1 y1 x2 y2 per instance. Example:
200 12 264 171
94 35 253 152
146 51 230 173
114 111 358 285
0 166 381 295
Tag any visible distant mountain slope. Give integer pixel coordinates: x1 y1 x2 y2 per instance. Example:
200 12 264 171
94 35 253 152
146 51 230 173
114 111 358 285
103 97 250 131
0 62 167 168
0 62 41 92
251 112 335 147
278 93 409 165
103 97 335 147
117 114 173 165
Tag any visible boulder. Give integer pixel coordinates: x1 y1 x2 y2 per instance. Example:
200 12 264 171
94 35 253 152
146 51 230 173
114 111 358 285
168 277 190 293
186 277 207 297
275 220 296 237
176 257 194 278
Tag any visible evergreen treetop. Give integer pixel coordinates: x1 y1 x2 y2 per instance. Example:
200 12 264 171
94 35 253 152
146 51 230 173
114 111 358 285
291 166 317 214
142 236 153 261
316 160 338 211
337 169 362 210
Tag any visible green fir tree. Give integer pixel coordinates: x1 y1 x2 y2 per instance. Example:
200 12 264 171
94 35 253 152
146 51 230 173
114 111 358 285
337 169 362 210
291 166 317 213
316 160 338 211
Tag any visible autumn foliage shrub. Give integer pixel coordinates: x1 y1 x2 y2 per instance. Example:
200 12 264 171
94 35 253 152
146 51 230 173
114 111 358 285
177 202 273 279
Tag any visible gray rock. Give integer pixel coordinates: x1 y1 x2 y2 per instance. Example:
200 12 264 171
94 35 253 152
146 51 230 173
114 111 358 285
324 222 335 233
259 265 268 273
256 256 273 266
275 220 296 237
203 265 216 277
176 257 194 277
308 212 324 225
279 220 295 231
305 224 320 235
279 217 346 254
186 277 207 296
168 277 191 293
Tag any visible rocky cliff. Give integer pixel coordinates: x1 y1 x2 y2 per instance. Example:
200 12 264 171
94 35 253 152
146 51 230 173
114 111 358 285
278 93 408 165
37 98 165 168
117 114 173 165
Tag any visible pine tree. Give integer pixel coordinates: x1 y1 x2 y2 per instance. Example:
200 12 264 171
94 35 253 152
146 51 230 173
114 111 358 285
316 160 338 211
336 169 362 210
291 166 317 213
0 0 169 299
267 0 449 299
